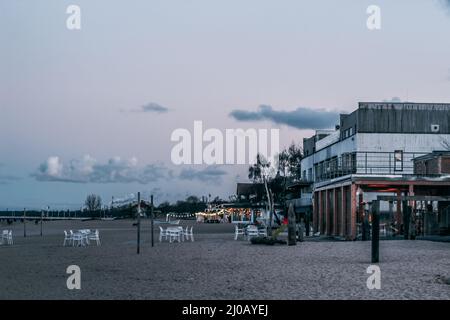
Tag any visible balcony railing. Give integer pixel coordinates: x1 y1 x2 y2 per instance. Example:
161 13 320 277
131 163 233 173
312 151 428 182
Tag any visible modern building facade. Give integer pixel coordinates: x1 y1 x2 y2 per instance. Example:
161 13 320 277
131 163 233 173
300 102 450 239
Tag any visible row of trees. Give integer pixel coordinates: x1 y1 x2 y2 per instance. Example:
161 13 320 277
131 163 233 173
83 194 227 217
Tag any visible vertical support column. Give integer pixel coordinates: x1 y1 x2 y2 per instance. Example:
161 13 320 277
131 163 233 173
350 184 357 240
333 188 338 236
318 191 323 234
312 192 319 232
313 192 319 233
340 186 345 237
324 189 329 235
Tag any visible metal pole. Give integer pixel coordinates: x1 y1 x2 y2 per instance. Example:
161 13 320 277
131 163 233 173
23 208 26 237
151 194 154 247
371 201 380 263
40 210 43 236
137 192 141 254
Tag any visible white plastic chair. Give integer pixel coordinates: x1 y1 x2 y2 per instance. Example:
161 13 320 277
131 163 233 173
182 226 189 241
1 230 8 244
177 226 184 242
184 226 194 242
168 230 181 243
246 225 259 241
7 230 13 245
168 229 181 243
380 223 387 237
258 226 268 237
159 226 168 242
88 229 101 246
72 233 85 247
234 225 245 240
63 230 73 246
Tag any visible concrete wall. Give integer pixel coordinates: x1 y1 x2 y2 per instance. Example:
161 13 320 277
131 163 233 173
357 133 450 153
358 103 450 134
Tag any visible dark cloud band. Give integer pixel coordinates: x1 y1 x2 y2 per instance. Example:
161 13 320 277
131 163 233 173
140 102 169 113
229 105 339 130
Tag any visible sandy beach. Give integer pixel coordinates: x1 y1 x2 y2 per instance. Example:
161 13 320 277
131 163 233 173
1 219 450 300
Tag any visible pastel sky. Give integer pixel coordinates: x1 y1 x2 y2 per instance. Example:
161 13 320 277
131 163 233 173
1 0 450 210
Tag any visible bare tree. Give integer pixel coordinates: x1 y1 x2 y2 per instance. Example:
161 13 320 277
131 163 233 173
249 154 277 235
85 194 102 212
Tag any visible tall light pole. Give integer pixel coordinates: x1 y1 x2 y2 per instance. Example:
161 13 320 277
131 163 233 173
40 209 43 236
23 208 26 237
137 192 141 254
151 194 154 247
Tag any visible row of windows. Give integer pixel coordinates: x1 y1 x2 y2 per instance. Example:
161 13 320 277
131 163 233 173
341 126 354 139
302 153 357 182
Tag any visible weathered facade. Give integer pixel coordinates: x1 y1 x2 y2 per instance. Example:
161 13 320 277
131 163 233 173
414 151 450 175
300 102 450 239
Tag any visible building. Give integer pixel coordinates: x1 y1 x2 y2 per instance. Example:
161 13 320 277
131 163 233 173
413 151 450 175
300 102 450 239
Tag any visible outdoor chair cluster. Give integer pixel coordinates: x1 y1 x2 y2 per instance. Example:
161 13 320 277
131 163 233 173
63 229 101 247
159 226 194 243
1 230 13 245
234 225 267 241
356 222 388 239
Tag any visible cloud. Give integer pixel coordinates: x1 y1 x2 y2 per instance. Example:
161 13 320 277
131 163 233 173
440 0 450 10
229 105 340 130
33 156 230 186
33 155 169 184
382 97 402 103
178 166 228 183
139 102 169 113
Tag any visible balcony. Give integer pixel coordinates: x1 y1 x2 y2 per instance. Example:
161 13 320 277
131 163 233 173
313 151 429 182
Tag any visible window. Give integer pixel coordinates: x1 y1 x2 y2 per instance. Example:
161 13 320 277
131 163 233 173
394 150 403 171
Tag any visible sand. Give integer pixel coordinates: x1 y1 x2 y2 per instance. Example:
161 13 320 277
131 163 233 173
1 219 450 300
